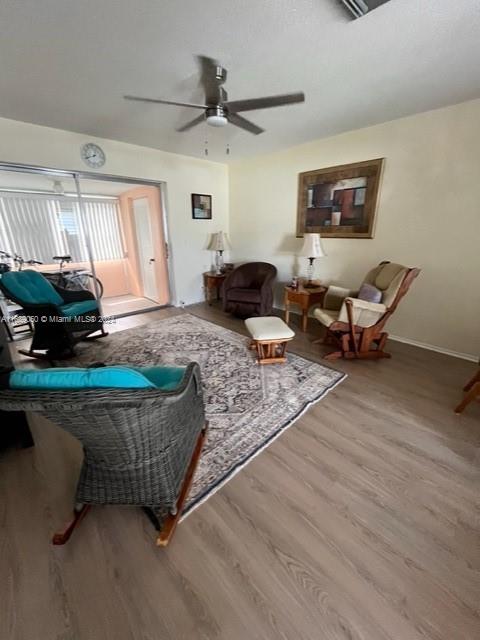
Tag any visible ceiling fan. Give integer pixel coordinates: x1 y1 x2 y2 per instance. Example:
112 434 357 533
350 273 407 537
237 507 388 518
124 56 305 135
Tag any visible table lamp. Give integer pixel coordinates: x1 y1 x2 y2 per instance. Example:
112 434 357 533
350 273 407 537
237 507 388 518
298 233 326 288
207 231 231 274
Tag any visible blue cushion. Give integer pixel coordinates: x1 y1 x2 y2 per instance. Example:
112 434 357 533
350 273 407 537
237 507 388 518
59 300 99 318
136 366 185 391
1 270 64 306
10 365 186 391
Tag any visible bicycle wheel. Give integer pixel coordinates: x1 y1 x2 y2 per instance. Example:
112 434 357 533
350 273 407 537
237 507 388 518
68 272 104 299
41 272 65 288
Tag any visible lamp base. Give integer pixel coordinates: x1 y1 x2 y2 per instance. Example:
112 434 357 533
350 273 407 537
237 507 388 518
214 250 224 275
303 280 319 289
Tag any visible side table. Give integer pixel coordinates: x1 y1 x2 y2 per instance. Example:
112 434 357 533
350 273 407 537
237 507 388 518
203 271 227 305
284 281 327 332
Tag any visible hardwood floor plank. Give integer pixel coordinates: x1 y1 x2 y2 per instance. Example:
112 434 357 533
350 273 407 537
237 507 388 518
1 302 479 640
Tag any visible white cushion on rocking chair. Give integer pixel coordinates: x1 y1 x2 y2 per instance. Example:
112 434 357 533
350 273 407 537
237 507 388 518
314 298 386 329
338 298 386 328
313 307 339 328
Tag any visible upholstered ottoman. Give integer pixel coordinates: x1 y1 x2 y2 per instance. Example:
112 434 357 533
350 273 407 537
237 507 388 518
245 316 295 364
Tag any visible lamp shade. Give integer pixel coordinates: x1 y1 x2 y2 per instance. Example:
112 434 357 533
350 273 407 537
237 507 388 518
207 231 231 251
298 233 326 258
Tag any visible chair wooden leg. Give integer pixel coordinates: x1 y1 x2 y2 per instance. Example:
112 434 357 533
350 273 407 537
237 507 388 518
322 330 346 360
463 371 480 392
156 424 208 547
345 300 359 357
52 504 91 545
455 381 480 414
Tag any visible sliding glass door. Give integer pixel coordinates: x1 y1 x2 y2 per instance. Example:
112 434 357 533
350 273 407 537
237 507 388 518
0 168 84 338
75 177 170 317
0 163 170 325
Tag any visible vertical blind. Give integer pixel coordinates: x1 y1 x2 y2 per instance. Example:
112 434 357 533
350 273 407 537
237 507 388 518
0 194 124 263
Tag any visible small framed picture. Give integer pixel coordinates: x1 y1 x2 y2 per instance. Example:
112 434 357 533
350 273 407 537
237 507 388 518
191 193 212 219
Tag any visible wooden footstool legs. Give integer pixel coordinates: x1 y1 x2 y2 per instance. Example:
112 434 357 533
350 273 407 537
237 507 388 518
249 337 292 364
245 316 295 365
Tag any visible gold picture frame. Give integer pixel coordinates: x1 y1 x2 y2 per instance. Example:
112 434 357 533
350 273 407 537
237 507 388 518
296 158 384 238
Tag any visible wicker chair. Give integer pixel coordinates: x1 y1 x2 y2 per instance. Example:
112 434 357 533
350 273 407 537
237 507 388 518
0 362 207 547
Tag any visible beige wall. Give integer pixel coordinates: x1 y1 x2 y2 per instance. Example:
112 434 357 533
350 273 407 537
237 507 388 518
2 100 479 358
0 116 229 306
229 99 480 358
94 260 130 298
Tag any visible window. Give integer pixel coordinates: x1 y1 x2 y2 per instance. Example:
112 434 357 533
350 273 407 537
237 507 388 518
0 194 124 264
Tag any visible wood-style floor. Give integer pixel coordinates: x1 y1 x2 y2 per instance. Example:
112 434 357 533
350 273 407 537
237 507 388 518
1 303 479 640
101 294 159 317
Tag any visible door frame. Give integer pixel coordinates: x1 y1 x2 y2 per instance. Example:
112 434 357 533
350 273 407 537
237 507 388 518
132 196 158 302
120 186 170 306
0 160 175 316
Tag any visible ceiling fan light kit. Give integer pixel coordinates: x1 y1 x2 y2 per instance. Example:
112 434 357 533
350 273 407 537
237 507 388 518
206 106 228 127
124 55 305 137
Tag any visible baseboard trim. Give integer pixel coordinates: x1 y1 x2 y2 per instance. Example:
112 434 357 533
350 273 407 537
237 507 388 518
389 335 478 363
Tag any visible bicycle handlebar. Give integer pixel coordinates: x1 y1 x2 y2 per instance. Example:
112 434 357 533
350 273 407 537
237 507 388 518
0 250 43 268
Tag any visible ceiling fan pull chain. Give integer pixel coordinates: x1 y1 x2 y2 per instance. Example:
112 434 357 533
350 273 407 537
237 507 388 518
204 138 209 156
226 144 230 156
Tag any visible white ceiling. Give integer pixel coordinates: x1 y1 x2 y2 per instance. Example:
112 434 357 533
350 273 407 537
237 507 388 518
0 0 479 162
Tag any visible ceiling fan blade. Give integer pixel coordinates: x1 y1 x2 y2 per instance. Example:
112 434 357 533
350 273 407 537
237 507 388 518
196 55 228 104
228 112 264 135
124 95 207 109
176 113 206 132
226 92 305 113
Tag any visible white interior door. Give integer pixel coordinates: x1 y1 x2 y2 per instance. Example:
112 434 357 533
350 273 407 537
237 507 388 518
132 197 158 301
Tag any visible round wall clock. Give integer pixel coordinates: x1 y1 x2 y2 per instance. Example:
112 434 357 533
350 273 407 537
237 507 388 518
81 143 106 168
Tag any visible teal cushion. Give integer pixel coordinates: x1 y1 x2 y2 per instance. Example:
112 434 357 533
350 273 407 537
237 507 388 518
1 270 63 306
134 366 185 391
59 300 99 318
10 365 186 391
10 366 156 390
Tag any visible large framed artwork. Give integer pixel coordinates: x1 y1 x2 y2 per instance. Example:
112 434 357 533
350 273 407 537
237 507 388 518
296 158 384 238
191 193 212 219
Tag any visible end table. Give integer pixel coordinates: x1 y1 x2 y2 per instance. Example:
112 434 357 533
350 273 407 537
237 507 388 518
203 271 227 305
284 281 327 332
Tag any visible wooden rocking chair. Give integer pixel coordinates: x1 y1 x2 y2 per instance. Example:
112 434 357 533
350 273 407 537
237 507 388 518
313 261 420 360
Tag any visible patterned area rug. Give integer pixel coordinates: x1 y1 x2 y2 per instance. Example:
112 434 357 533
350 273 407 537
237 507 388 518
73 313 346 517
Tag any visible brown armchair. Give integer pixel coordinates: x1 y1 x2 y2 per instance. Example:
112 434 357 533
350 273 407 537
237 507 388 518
313 261 420 360
222 262 277 318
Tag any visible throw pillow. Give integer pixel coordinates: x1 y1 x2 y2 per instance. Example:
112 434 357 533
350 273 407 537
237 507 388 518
357 283 382 304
